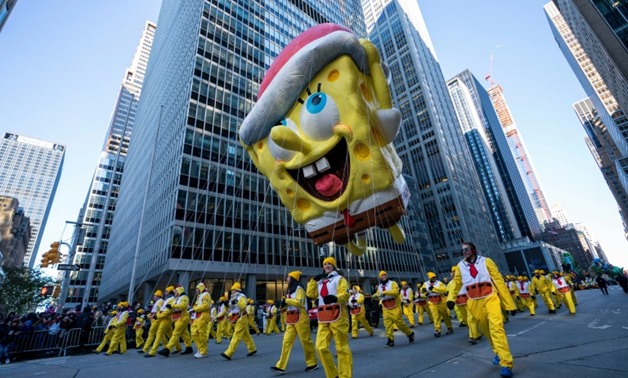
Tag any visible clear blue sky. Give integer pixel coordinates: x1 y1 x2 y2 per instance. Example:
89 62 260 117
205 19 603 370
1 1 626 269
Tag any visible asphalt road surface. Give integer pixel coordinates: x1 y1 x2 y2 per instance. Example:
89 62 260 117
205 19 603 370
1 286 627 378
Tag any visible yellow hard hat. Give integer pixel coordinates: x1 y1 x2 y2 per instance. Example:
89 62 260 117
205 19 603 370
196 283 206 291
539 270 545 274
416 282 422 287
137 309 144 314
247 299 253 304
111 310 117 315
288 271 302 281
176 286 185 294
427 272 436 279
352 285 361 292
166 286 175 293
379 270 388 277
154 290 163 297
323 257 337 268
401 281 407 286
219 296 227 302
267 299 274 305
231 282 242 291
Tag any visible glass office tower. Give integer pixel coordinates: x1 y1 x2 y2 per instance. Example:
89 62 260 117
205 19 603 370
447 71 521 243
0 133 64 267
63 22 156 309
447 70 541 241
360 0 507 275
545 0 628 232
100 0 425 304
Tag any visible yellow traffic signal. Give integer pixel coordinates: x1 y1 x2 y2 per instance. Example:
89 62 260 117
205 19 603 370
48 241 61 264
40 250 50 268
52 286 61 298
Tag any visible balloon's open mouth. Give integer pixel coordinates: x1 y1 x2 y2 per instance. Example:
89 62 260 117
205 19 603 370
287 139 349 201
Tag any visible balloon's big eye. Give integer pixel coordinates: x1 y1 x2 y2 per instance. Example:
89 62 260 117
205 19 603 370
300 92 338 141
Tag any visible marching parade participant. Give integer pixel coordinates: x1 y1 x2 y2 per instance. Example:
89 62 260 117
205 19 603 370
208 301 219 341
448 268 465 326
270 271 318 374
191 282 212 358
307 257 352 378
139 290 164 354
414 281 432 325
106 302 129 355
506 276 523 312
145 286 176 357
93 310 117 354
551 271 576 314
215 296 229 343
265 299 281 335
400 281 415 327
348 285 373 339
516 276 536 316
134 309 146 350
246 299 261 335
447 241 516 378
422 272 453 337
159 285 193 357
220 282 257 360
531 270 556 314
375 271 415 347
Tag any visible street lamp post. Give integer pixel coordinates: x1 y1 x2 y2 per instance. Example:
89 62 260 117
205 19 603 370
58 219 84 310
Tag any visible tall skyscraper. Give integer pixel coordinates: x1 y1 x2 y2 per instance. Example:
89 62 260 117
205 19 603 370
448 70 542 241
447 70 522 243
360 0 507 274
0 0 18 33
62 21 156 308
487 83 553 225
0 132 65 267
573 98 628 231
100 0 426 304
545 1 628 235
550 202 571 227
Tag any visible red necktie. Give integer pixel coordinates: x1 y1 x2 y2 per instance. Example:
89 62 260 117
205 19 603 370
469 262 478 278
520 282 524 291
557 278 562 285
321 279 329 297
381 284 386 293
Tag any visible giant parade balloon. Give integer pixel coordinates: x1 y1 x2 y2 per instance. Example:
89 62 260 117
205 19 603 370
239 24 410 256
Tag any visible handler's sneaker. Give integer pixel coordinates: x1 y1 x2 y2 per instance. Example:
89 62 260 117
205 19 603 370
493 355 500 366
305 365 319 372
385 338 395 348
408 331 415 343
500 367 513 377
270 366 285 375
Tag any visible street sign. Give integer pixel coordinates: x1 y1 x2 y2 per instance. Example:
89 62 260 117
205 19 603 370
57 264 80 271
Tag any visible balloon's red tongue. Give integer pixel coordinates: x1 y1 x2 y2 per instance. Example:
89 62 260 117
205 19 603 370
315 174 342 197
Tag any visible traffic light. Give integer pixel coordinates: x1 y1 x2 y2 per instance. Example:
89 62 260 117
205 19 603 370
49 241 62 264
40 250 50 268
52 285 61 298
40 285 54 296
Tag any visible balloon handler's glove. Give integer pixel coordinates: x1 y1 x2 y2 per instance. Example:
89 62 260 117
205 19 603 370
313 273 327 281
446 301 455 311
323 295 338 305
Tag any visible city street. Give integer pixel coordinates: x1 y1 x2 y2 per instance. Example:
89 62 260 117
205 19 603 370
1 287 627 378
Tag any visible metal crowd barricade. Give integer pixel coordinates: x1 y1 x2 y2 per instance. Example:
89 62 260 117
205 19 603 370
10 325 138 361
10 329 66 358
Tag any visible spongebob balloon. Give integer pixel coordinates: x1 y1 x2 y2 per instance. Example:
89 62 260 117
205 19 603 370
239 24 410 256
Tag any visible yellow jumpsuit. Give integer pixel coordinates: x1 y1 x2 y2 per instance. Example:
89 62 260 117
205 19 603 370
192 291 212 356
447 279 465 325
165 293 192 351
280 305 287 332
516 279 536 316
400 285 415 327
448 256 516 370
531 274 555 312
148 296 175 356
247 304 261 335
307 272 352 378
134 315 145 349
274 285 317 371
265 305 280 334
414 285 432 324
223 292 257 358
106 310 129 355
349 292 373 338
215 303 228 343
377 280 414 343
95 316 116 353
421 280 452 335
456 286 480 341
142 298 164 353
551 276 576 314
